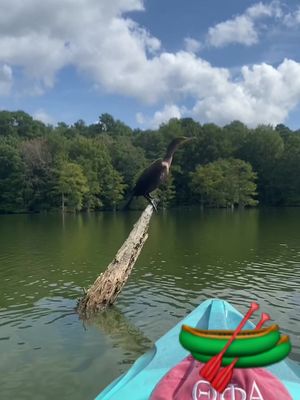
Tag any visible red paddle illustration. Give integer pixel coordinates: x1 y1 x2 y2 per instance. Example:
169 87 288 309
211 312 271 393
200 302 260 382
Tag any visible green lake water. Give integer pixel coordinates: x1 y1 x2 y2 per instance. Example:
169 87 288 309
0 208 299 399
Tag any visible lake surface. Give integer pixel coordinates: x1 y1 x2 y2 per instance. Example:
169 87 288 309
0 208 300 399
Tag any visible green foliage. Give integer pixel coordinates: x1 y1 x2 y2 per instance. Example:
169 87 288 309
190 159 258 208
223 121 249 155
0 143 25 212
56 162 89 211
275 134 300 205
109 136 147 192
68 137 106 209
0 110 51 138
237 125 284 204
99 113 132 136
21 138 57 211
100 166 127 210
0 110 300 212
156 173 176 209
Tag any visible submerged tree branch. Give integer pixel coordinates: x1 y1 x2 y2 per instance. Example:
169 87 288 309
76 205 154 318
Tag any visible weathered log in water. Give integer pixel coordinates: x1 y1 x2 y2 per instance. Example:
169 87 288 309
76 205 154 317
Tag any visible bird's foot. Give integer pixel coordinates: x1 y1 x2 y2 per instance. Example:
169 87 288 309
151 199 158 212
144 194 158 212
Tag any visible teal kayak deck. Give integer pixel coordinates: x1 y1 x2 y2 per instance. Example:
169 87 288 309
96 299 300 399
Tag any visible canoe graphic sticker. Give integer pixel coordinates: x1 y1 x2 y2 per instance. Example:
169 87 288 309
179 302 292 394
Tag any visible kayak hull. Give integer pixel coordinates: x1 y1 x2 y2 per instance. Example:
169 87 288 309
95 299 300 400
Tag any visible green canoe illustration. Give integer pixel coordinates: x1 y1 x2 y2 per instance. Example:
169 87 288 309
191 336 291 368
179 324 281 357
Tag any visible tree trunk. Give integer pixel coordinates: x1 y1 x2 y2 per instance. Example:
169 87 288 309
76 205 154 318
61 193 65 213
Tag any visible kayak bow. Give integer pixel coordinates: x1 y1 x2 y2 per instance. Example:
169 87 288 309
95 299 299 400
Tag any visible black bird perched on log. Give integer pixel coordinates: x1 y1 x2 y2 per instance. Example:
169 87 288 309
124 136 192 211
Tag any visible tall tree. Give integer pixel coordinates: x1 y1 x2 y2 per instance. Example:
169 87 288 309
99 113 132 136
56 162 89 212
156 173 176 209
238 125 284 204
223 120 249 156
68 136 114 210
109 136 147 193
276 134 300 205
100 166 126 210
190 159 258 208
0 143 25 212
21 138 56 211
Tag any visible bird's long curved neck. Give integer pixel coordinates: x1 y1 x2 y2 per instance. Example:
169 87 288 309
163 143 179 166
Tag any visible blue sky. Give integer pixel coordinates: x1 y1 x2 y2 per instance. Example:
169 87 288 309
1 0 300 129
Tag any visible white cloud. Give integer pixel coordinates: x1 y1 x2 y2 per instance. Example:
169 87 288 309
152 104 182 128
138 58 300 128
1 1 300 129
184 37 202 53
191 59 300 127
136 112 145 125
206 1 282 48
33 109 54 125
136 104 182 128
207 16 258 47
283 7 300 27
246 1 281 19
0 64 13 95
0 0 150 92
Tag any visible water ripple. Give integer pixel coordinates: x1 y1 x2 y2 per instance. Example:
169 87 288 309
1 209 300 400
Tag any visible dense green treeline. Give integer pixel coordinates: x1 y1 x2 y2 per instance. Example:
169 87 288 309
0 110 300 213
